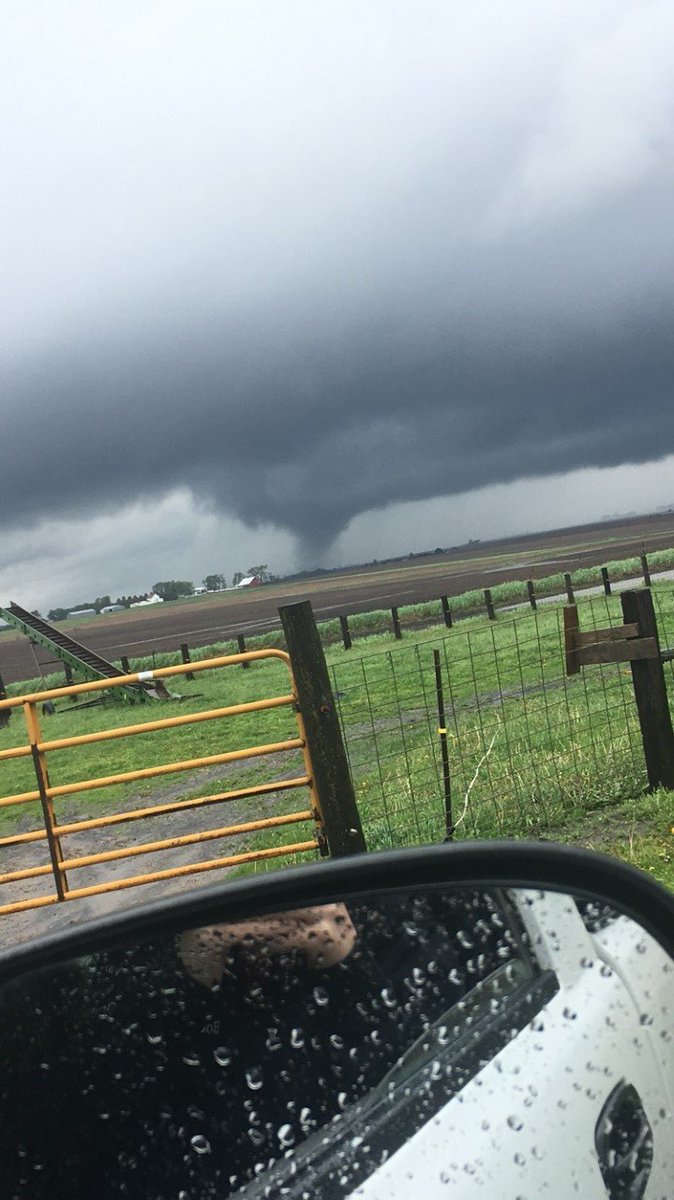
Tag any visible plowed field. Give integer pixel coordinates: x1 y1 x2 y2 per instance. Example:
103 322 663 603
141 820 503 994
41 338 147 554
3 511 674 684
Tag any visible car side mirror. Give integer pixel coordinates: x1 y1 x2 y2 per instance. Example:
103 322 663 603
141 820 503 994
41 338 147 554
0 841 672 1198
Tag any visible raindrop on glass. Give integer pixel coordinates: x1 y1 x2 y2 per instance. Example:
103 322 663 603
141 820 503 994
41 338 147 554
277 1124 295 1149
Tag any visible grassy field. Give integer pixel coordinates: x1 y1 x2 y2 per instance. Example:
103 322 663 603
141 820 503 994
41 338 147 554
1 584 673 900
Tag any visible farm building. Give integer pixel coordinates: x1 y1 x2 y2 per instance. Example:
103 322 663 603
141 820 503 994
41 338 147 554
235 576 261 588
130 593 164 607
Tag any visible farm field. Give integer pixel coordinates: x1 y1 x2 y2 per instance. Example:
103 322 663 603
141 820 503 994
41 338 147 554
3 510 674 685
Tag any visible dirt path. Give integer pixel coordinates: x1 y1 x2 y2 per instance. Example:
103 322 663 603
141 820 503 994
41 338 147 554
0 757 308 950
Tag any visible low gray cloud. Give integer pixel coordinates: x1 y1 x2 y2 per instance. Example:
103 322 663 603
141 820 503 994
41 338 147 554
2 0 674 573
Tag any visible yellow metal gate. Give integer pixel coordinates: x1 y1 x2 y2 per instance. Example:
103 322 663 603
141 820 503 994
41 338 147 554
0 650 324 916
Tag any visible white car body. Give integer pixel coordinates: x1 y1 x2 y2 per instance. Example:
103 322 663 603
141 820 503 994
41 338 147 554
351 891 673 1198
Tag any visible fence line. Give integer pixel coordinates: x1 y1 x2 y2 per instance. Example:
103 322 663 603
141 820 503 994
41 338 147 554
330 593 662 852
4 557 666 698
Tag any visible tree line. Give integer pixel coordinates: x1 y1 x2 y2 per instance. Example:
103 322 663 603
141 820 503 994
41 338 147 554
46 565 274 621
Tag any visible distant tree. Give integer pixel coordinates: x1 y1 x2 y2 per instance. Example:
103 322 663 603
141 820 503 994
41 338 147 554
31 610 43 619
48 608 69 622
152 580 194 601
232 571 244 587
247 564 271 583
203 573 226 591
66 596 111 614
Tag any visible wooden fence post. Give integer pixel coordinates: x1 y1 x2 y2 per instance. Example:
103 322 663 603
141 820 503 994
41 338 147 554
120 656 130 674
601 567 611 596
564 573 575 604
527 580 537 610
484 589 496 620
0 672 9 728
641 554 651 588
339 614 352 650
180 642 195 681
620 589 674 790
391 607 402 639
237 634 250 668
63 661 79 701
279 600 366 857
440 596 452 628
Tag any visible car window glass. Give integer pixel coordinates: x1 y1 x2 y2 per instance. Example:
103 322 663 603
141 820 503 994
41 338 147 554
0 887 544 1198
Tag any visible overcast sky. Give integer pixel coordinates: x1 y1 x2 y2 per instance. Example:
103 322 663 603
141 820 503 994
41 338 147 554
2 1 674 609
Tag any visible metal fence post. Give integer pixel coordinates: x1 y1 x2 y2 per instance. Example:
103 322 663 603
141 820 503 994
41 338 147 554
433 650 453 840
279 600 366 856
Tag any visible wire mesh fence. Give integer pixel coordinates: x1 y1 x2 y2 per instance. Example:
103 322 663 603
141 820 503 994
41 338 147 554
330 594 654 852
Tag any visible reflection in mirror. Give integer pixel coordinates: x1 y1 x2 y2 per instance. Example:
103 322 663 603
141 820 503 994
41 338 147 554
0 886 671 1198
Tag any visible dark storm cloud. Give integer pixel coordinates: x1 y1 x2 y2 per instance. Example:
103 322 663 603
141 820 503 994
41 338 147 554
2 0 674 561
